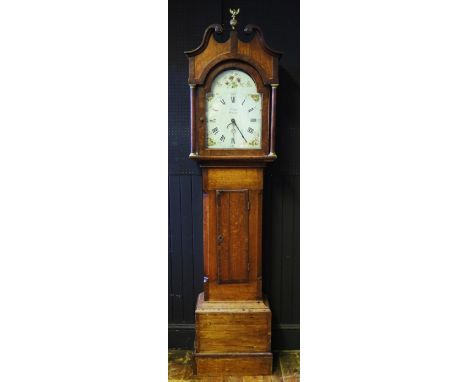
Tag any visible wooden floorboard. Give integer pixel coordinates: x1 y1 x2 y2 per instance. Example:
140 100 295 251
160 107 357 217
168 350 300 381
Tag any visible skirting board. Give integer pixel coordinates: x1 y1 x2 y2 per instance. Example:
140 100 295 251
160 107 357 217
169 323 299 350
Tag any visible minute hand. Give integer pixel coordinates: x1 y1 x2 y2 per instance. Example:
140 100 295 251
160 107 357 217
231 119 247 143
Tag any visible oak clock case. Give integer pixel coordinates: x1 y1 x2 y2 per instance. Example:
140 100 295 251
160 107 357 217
185 14 281 377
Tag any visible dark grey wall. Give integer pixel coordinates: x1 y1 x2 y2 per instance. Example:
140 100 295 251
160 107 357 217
168 0 300 349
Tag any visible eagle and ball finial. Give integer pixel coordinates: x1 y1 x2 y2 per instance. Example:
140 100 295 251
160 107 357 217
229 8 240 30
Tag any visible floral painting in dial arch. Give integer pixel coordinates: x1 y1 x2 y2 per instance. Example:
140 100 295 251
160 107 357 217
206 69 262 149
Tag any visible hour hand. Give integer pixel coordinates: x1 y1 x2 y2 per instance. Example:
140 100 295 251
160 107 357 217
231 119 248 143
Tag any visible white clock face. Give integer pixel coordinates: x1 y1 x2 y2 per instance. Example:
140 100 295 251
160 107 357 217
206 69 262 149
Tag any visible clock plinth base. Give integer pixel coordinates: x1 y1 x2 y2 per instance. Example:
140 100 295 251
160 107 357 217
194 352 272 377
193 292 272 376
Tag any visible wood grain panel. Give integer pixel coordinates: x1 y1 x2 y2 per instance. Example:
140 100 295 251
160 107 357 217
204 168 263 190
237 37 274 81
191 175 204 305
194 353 272 376
204 189 216 300
197 312 270 352
195 293 270 311
249 190 263 291
205 282 260 301
193 35 230 78
216 190 249 283
216 190 231 283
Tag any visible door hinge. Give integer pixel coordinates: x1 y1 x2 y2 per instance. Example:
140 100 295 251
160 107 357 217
247 200 250 211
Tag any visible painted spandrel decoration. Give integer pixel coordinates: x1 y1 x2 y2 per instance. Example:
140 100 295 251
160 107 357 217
206 69 262 149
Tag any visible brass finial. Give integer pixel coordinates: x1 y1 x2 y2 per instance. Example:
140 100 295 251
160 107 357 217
229 8 240 30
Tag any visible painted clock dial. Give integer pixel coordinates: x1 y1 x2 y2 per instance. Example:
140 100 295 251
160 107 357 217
206 69 262 149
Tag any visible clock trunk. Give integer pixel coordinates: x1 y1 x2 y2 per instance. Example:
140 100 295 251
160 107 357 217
202 167 263 301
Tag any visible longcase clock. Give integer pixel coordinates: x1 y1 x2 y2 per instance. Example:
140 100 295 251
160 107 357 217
185 10 281 377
